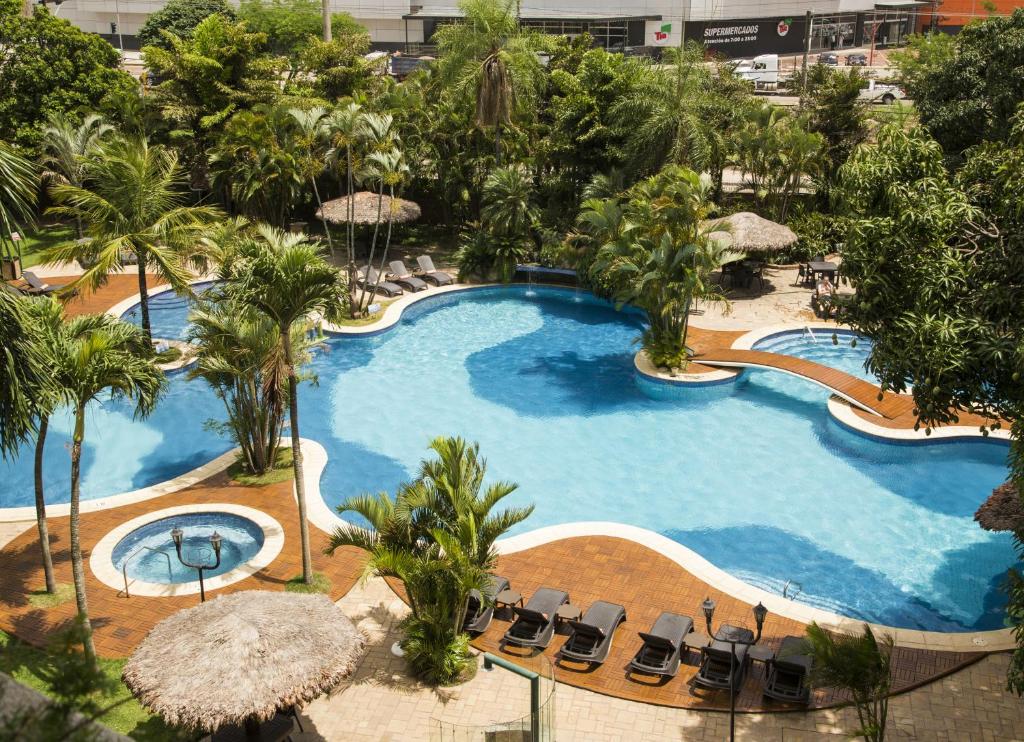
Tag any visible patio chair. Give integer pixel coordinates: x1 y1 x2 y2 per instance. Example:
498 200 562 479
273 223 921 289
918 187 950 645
560 601 627 666
463 575 510 634
628 612 694 679
693 625 754 691
22 271 71 296
503 587 569 649
359 266 403 298
388 260 428 292
416 255 454 286
762 636 813 704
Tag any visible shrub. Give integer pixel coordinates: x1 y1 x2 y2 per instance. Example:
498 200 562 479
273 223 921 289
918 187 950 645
783 211 850 264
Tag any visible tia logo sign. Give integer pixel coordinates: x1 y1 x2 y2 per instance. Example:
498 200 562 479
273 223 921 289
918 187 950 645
777 18 792 36
654 22 671 43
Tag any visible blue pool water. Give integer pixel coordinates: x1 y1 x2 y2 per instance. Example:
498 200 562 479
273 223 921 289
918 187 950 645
754 329 877 382
111 512 264 584
0 285 1015 631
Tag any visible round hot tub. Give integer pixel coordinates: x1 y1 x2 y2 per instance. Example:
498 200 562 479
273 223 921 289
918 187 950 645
91 504 284 597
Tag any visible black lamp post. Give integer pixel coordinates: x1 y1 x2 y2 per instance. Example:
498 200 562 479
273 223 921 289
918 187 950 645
170 527 223 603
701 597 768 742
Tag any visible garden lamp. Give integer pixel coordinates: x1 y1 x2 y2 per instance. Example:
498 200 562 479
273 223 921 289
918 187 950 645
752 601 768 642
701 597 715 635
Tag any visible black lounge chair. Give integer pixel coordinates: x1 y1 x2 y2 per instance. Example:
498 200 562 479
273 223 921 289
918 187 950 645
463 575 510 634
560 600 627 665
416 255 454 286
503 587 569 649
694 624 755 690
22 271 70 296
762 636 813 704
628 612 694 678
389 260 428 292
359 266 403 298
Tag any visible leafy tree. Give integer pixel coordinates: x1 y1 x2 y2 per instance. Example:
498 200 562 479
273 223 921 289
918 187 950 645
54 314 165 667
434 0 550 164
803 623 893 742
324 102 369 307
326 437 532 684
0 140 36 264
137 0 235 50
39 113 114 238
45 135 222 339
295 32 379 101
466 165 539 281
893 12 1024 154
586 166 743 368
0 290 52 459
231 226 346 585
0 4 136 148
239 0 362 62
799 65 868 200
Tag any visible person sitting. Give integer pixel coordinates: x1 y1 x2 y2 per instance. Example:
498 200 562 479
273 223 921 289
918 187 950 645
813 276 836 317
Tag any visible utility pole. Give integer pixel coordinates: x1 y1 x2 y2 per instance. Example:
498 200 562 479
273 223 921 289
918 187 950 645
801 10 813 90
322 0 332 41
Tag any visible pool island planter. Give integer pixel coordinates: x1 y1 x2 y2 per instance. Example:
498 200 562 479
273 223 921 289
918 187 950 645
90 504 284 598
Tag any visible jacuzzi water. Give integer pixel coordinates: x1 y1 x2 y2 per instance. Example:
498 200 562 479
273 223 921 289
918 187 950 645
753 329 877 382
111 512 264 584
0 285 1015 630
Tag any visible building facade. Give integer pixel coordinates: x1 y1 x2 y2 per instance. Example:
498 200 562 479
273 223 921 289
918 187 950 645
55 0 927 58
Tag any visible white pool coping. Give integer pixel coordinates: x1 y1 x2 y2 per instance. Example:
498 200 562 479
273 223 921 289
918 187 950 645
89 503 284 598
10 280 1010 649
633 349 739 385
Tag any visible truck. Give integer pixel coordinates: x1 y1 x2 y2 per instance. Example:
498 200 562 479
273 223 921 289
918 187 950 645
733 54 781 91
858 79 905 105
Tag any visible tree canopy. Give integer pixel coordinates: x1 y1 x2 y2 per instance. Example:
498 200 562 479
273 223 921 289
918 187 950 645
137 0 236 50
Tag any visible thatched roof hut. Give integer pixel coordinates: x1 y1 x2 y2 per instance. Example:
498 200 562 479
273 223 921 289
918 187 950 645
702 212 798 253
975 481 1024 534
317 192 421 225
123 591 365 734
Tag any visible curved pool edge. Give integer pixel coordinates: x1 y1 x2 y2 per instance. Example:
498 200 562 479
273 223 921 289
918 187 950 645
829 398 1012 444
633 350 739 386
297 439 1014 651
89 503 284 597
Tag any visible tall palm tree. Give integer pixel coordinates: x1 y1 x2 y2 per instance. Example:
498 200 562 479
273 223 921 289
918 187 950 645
434 0 549 165
57 314 165 667
359 147 410 310
45 136 222 340
325 103 368 304
232 227 346 584
0 141 37 268
287 106 333 253
0 291 52 459
39 113 113 238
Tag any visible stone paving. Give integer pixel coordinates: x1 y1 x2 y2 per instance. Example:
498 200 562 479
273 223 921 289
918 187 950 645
295 577 1024 742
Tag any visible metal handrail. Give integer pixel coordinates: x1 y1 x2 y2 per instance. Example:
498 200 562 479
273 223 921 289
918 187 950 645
121 546 173 598
783 579 803 599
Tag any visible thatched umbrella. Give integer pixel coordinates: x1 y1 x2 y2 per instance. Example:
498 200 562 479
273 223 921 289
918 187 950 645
702 212 798 254
316 191 421 225
975 481 1024 534
123 591 364 736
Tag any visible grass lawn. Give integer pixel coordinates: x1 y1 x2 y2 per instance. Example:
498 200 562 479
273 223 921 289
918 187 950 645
0 629 181 740
7 223 76 269
227 448 294 487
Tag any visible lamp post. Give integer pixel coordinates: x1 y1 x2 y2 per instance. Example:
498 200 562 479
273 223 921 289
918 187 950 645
170 527 222 603
701 597 768 742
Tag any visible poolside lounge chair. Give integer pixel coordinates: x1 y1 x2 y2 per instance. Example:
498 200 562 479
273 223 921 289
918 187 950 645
693 625 755 691
388 260 428 292
463 575 510 634
359 266 403 298
628 612 694 678
503 587 569 649
762 636 813 704
560 600 626 666
22 271 70 296
416 255 454 286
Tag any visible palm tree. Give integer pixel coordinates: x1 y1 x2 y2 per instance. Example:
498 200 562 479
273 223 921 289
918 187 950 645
58 314 165 667
0 141 37 269
0 291 51 458
481 165 539 239
232 227 346 584
359 145 410 311
39 113 113 238
45 136 222 340
287 106 333 253
324 102 368 304
434 0 549 165
803 622 894 742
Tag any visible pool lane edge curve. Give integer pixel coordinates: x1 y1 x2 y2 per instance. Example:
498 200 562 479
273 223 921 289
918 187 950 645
90 503 284 597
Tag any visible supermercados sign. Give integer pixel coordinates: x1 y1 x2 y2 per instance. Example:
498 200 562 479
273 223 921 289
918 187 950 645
684 15 808 58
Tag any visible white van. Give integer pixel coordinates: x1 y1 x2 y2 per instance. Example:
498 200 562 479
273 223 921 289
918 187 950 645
733 54 780 90
858 79 906 104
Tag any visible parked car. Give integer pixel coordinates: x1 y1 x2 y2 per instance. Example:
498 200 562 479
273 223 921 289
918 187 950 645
858 79 906 104
845 53 868 66
817 53 839 66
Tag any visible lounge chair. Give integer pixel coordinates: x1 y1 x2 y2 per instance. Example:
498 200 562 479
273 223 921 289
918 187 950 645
762 636 813 703
560 600 626 666
463 575 510 634
359 266 403 298
503 587 569 649
388 260 428 292
22 271 70 296
693 625 755 690
628 612 694 678
416 255 454 286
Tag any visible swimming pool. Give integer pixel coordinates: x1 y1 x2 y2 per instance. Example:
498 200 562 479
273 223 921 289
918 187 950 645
753 329 876 382
0 285 1014 631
